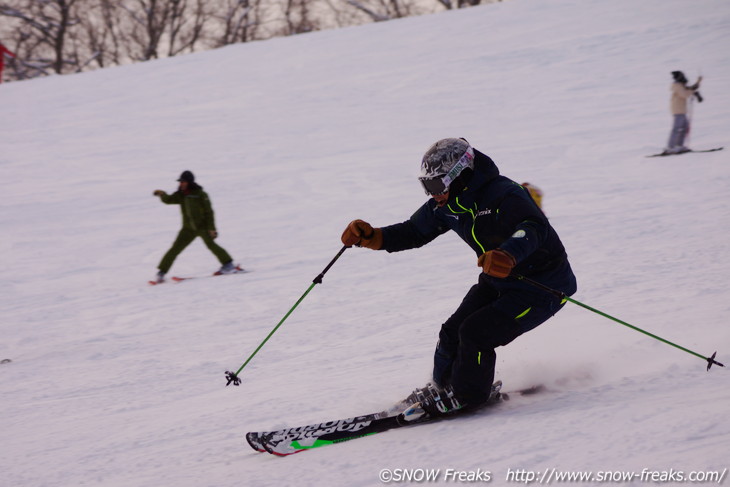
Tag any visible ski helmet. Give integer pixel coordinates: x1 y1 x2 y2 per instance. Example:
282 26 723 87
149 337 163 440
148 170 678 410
419 138 475 196
671 71 687 83
177 170 195 183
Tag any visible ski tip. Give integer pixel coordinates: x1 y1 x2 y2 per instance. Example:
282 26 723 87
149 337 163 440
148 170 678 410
260 434 306 456
246 432 267 453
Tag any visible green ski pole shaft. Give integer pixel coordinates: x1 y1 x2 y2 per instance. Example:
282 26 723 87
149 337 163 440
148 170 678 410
225 246 350 386
515 275 725 371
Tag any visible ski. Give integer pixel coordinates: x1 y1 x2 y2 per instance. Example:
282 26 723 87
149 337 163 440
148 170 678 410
148 266 248 285
212 265 247 276
246 395 418 454
246 432 267 453
248 412 398 455
248 382 526 456
175 265 248 281
646 147 723 158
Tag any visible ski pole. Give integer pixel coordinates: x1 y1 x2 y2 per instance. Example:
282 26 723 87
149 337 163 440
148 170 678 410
515 275 725 371
225 245 350 386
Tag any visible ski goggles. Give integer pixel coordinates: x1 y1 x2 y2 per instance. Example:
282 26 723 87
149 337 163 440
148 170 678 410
418 147 474 196
419 176 451 196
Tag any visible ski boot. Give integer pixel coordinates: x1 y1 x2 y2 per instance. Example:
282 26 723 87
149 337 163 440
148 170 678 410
215 261 239 275
398 383 465 423
399 381 503 423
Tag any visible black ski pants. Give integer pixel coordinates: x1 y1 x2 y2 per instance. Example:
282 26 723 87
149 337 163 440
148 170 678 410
433 274 567 404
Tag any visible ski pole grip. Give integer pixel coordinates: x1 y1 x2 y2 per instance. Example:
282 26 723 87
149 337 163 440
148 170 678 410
313 245 350 284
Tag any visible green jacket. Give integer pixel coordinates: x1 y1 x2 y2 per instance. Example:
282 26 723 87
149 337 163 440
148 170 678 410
159 187 216 232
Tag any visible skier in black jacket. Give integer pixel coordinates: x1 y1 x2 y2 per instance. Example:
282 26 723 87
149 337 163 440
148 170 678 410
341 138 577 417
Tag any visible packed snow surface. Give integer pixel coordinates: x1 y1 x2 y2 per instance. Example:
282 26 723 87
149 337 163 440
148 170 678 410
2 0 729 485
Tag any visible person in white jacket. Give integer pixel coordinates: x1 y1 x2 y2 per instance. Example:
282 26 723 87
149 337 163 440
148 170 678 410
664 70 702 155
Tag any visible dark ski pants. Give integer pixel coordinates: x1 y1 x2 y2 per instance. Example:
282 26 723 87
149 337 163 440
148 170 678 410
158 228 232 273
433 275 567 404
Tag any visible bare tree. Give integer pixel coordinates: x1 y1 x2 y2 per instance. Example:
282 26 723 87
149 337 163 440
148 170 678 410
0 0 506 82
318 0 368 29
343 0 426 22
210 0 258 46
344 0 392 22
115 0 209 61
281 0 319 35
433 0 503 9
0 0 84 76
165 0 209 57
118 0 170 61
82 0 125 68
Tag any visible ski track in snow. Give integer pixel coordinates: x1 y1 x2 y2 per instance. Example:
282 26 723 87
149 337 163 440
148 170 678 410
1 0 729 485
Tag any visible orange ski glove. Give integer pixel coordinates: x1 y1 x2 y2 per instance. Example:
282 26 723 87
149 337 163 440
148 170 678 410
341 219 383 250
478 249 516 278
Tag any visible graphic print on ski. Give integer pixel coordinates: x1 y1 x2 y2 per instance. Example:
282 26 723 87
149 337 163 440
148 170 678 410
245 393 420 454
646 147 723 158
247 382 511 456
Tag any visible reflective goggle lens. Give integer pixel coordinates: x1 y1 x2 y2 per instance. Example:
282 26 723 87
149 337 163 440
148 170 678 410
419 177 448 196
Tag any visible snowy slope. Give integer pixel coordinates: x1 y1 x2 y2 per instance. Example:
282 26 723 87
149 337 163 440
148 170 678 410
1 0 730 485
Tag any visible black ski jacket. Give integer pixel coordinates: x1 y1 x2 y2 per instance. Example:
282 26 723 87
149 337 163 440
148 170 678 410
380 150 577 295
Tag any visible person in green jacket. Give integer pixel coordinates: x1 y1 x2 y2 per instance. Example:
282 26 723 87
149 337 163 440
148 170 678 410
152 170 238 283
